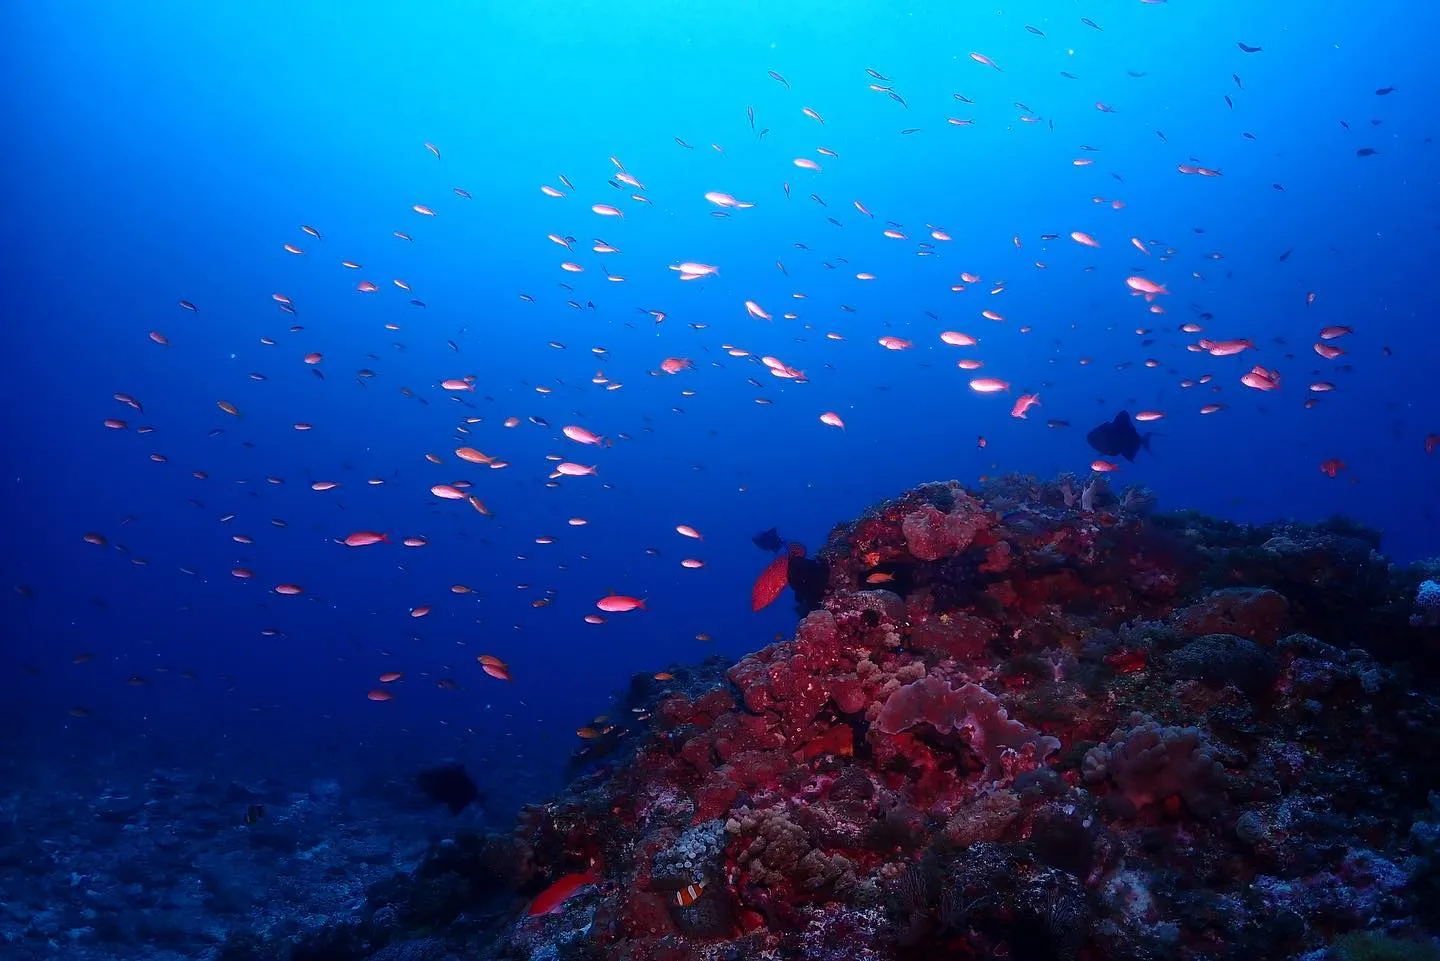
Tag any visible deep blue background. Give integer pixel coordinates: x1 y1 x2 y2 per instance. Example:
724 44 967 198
3 2 1436 812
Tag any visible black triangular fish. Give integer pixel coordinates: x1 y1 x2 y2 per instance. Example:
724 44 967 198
1086 411 1154 462
751 527 784 553
415 762 481 815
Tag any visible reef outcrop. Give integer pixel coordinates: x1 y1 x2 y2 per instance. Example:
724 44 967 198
298 476 1440 961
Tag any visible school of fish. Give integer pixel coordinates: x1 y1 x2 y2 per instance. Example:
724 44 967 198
80 17 1431 721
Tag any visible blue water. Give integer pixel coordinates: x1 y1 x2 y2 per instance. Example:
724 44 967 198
4 0 1437 851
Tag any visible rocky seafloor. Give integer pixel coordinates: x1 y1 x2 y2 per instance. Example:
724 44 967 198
7 475 1440 961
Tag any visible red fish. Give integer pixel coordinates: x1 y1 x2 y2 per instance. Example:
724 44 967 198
527 867 601 917
1104 649 1146 673
752 544 804 611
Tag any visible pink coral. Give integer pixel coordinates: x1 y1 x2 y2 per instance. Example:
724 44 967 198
874 675 1060 783
900 499 988 562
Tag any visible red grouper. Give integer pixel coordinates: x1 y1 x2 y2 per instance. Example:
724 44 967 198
752 543 806 611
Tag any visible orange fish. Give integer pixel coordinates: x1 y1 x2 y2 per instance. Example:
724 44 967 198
455 447 494 464
673 882 707 907
1427 434 1439 455
343 531 387 547
1319 459 1345 478
527 868 601 916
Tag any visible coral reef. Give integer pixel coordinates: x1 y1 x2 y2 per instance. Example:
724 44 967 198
33 476 1435 960
451 476 1438 961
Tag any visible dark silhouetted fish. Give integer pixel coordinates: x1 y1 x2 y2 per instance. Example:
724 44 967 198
416 762 481 814
787 549 830 614
1087 412 1153 462
752 527 784 553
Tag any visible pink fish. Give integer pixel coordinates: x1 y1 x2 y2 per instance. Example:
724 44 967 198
1241 366 1281 391
1125 276 1169 296
596 595 645 613
562 425 604 445
969 377 1010 393
1010 393 1041 418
